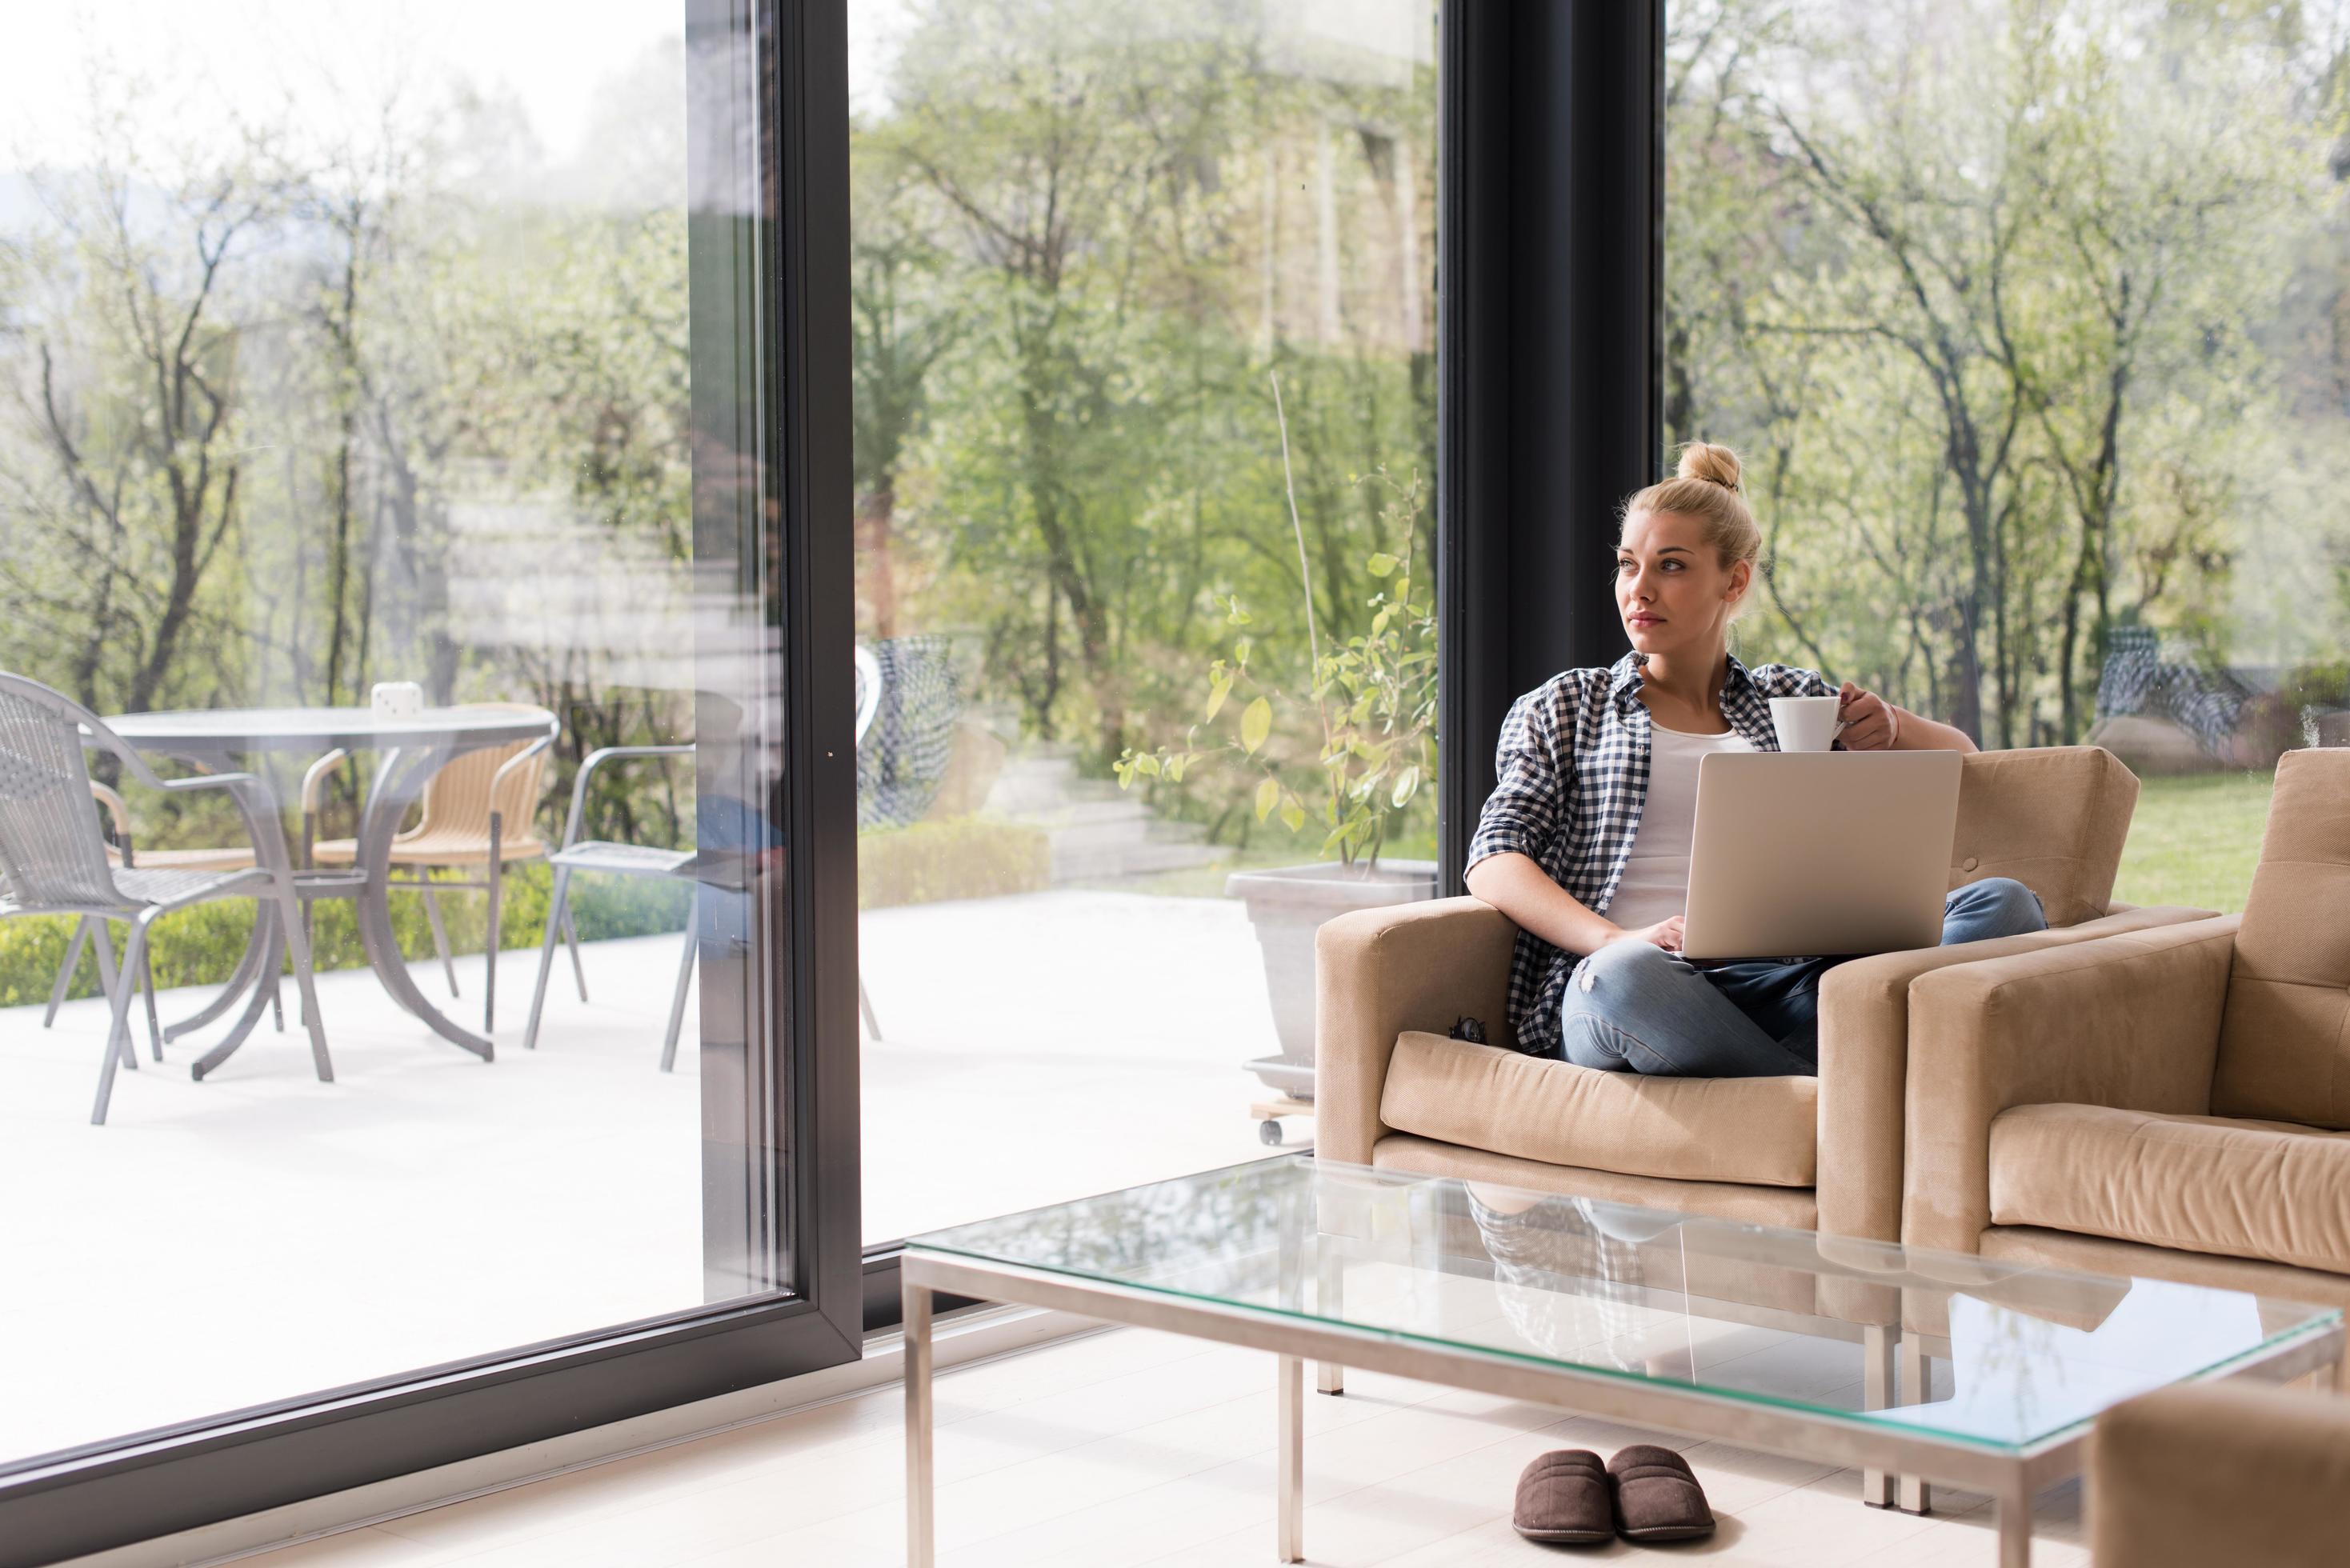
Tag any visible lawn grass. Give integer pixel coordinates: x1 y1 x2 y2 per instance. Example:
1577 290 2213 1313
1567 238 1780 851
1101 771 2281 911
2110 770 2276 915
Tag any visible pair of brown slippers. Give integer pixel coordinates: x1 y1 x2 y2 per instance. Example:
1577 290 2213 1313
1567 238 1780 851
1511 1445 1715 1546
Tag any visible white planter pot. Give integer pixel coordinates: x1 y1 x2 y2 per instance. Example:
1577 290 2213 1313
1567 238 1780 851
1226 859 1439 1099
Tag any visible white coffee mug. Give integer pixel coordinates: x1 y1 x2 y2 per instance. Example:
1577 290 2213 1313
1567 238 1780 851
370 681 425 720
1768 694 1846 753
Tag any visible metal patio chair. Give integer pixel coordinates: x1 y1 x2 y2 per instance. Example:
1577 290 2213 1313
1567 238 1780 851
0 673 330 1124
521 654 887 1070
307 704 567 1031
521 742 701 1070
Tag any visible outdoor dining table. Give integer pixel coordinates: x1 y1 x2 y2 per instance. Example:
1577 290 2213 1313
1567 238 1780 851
101 705 560 1074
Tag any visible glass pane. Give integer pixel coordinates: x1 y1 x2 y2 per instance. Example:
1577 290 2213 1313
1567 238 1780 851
849 1 1441 1242
0 0 792 1464
913 1157 2340 1451
1663 0 2350 912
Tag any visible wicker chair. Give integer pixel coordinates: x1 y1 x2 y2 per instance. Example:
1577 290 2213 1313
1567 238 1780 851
0 673 330 1124
307 703 562 1032
42 777 299 1039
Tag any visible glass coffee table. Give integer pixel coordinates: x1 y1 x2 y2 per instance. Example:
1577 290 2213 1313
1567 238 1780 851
902 1156 2341 1567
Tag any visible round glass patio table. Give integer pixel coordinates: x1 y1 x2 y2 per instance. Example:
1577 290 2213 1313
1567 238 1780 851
103 705 559 1069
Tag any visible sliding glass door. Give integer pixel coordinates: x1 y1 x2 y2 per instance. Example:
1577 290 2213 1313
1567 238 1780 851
0 1 858 1557
846 0 1443 1244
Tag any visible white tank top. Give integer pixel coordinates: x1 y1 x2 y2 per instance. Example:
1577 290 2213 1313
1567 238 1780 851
1603 722 1758 934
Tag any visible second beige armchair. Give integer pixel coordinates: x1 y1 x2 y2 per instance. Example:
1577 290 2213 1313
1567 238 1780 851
1903 745 2350 1314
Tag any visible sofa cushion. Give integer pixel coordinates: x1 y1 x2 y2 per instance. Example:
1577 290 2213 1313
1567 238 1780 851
1377 1032 1816 1187
1949 746 2138 926
2212 747 2350 1129
1988 1103 2350 1276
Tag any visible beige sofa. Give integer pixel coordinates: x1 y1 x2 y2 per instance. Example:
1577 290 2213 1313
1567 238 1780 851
2092 1381 2350 1566
1904 746 2350 1312
1315 746 2212 1243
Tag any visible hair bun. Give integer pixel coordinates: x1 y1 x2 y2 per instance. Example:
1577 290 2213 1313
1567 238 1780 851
1675 441 1743 493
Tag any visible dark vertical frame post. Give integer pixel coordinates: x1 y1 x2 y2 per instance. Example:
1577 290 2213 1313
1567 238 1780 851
691 0 786 1303
1435 0 1511 899
1436 0 1665 890
769 0 865 1337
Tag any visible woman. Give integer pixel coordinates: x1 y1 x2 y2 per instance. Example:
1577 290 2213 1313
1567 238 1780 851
1461 442 2045 1078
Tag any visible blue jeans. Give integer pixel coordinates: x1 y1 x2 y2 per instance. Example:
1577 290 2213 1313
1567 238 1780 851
1558 878 2048 1078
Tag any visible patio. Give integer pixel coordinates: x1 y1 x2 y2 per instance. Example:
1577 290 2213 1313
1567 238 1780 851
0 888 1289 1466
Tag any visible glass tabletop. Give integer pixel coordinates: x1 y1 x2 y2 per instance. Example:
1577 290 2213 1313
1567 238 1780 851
908 1155 2340 1454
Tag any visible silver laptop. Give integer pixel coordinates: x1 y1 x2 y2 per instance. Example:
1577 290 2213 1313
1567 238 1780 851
1679 751 1964 961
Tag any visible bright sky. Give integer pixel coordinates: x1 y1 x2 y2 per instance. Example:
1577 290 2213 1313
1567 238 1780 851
2 0 682 169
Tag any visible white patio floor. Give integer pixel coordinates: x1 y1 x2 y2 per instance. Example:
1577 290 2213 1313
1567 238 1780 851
0 890 1291 1466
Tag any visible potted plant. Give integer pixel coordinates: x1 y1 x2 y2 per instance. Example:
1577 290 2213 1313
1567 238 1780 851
1115 376 1438 1098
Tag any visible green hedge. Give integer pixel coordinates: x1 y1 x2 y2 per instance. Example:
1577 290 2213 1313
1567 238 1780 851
5 817 1056 1009
859 817 1050 909
0 861 691 1010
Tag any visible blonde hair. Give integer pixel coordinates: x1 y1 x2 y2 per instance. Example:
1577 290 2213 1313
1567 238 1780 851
1622 442 1763 578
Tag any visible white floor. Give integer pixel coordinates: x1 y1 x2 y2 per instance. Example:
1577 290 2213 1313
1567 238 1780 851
234 1325 2090 1567
0 891 1284 1464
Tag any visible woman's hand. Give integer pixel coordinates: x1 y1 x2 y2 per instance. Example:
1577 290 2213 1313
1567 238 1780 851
1836 682 1900 750
1604 916 1685 954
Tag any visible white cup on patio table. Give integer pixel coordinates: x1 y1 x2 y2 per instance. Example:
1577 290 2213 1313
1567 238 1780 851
1768 694 1846 753
370 681 425 720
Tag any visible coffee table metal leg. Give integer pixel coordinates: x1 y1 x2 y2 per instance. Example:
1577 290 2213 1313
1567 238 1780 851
905 1282 935 1568
1316 1243 1343 1395
1896 1333 1932 1514
1996 1478 2032 1567
1860 1323 1895 1507
1277 1353 1303 1562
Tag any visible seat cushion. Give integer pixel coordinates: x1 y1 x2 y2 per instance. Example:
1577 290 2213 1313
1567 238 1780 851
1377 1032 1816 1187
2211 747 2350 1129
1949 746 2138 926
1988 1103 2350 1276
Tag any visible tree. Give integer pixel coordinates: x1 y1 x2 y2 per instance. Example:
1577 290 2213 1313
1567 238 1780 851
1666 0 2341 747
0 118 283 714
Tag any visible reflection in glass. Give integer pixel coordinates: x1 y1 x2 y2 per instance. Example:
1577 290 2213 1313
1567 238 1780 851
1663 0 2350 913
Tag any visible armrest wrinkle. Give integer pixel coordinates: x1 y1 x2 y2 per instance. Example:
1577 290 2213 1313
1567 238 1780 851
1900 914 2240 1253
1315 896 1516 1167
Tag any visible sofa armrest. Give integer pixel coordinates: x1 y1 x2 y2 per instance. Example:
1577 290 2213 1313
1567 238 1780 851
1900 914 2240 1254
2094 1382 2350 1568
1815 904 2216 1243
1315 896 1517 1166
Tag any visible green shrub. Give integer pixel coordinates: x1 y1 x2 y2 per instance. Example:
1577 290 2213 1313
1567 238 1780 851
1 860 691 1009
859 817 1050 909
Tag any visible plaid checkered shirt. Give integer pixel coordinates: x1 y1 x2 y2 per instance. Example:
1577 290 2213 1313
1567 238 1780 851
1464 651 1835 1055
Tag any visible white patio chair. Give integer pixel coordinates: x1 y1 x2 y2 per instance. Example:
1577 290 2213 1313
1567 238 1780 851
521 654 886 1070
520 742 700 1070
0 673 330 1124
